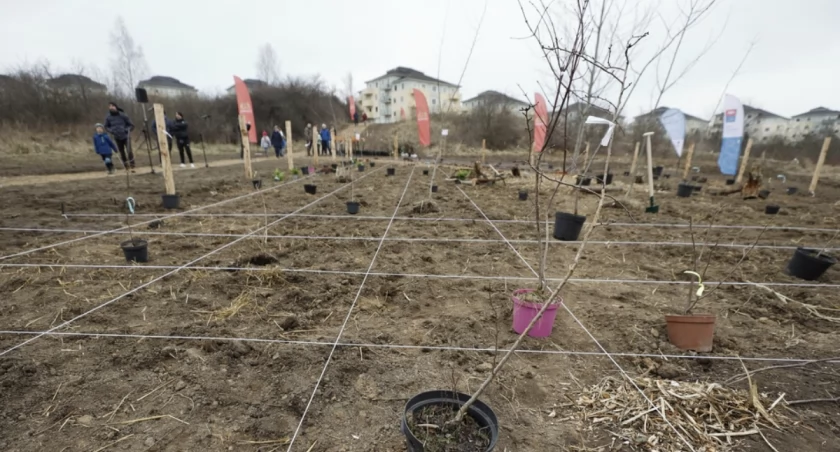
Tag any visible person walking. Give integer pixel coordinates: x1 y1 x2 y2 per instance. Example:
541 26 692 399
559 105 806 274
260 131 271 157
319 123 331 156
93 123 118 175
271 125 286 158
104 102 135 170
304 122 313 156
170 112 195 168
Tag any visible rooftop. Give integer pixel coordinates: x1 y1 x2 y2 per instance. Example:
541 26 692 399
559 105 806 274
367 66 458 87
47 73 107 89
226 78 268 91
635 106 706 122
138 76 197 91
742 104 787 119
462 90 528 105
792 106 840 118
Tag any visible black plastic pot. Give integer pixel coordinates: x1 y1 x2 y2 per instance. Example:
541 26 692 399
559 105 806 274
518 190 528 201
697 177 708 183
346 201 360 215
765 204 780 215
358 165 365 172
431 185 438 193
302 166 310 175
370 162 376 167
304 184 317 195
725 178 735 185
786 248 837 281
758 189 770 199
623 171 630 176
401 390 499 452
423 170 429 175
664 174 671 179
252 179 262 189
693 185 702 192
161 194 180 210
120 239 148 263
331 164 338 170
578 176 592 186
691 176 699 182
554 212 586 241
787 187 798 195
635 175 644 184
595 173 614 185
676 183 693 198
387 168 396 176
653 166 664 177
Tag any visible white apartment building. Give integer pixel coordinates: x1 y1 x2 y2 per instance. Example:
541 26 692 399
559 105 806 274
137 76 198 98
462 90 528 115
359 67 461 123
709 105 789 142
632 106 705 135
788 107 840 140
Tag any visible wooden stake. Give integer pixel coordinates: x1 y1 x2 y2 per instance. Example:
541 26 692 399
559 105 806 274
681 142 696 180
153 104 176 195
393 135 398 161
330 129 336 160
629 141 641 177
809 136 831 195
285 120 293 170
735 137 753 184
582 142 590 173
312 127 319 167
481 139 486 164
348 137 353 160
644 134 656 200
238 115 253 180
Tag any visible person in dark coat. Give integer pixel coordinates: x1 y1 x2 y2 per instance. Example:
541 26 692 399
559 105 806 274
170 112 194 167
271 125 286 158
353 110 359 125
93 123 117 174
104 102 135 170
151 112 174 157
319 124 331 156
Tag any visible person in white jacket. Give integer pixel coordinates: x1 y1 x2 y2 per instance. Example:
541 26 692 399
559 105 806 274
260 131 271 157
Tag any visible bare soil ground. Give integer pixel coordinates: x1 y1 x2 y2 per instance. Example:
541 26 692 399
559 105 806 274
1 155 839 451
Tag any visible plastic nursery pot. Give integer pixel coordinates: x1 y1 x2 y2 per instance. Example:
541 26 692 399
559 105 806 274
518 190 528 201
346 201 360 215
553 212 586 241
161 194 180 210
676 183 693 198
765 204 780 215
370 162 376 167
252 179 262 189
786 247 837 281
758 189 770 199
665 314 716 352
304 184 317 195
697 177 708 183
635 175 644 184
653 166 664 177
120 238 148 263
301 166 310 175
387 167 396 176
725 178 735 185
691 176 699 182
401 390 499 452
423 169 429 175
431 185 438 193
623 171 630 176
358 165 365 172
331 164 338 170
511 288 561 337
664 174 671 179
787 187 798 195
576 176 592 186
595 173 614 185
693 185 702 193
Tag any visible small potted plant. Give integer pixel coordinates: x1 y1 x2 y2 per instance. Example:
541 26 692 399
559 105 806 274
664 271 715 352
290 167 302 179
786 233 838 281
273 168 285 182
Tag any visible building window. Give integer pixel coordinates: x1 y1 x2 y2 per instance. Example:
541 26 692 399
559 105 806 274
796 118 800 122
805 125 809 130
764 127 769 132
375 107 378 112
432 99 436 105
422 84 425 88
432 86 436 91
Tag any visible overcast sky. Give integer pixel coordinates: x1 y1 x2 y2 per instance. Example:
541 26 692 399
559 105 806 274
2 0 839 120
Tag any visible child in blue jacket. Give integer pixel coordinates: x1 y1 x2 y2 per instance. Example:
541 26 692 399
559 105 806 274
93 123 118 174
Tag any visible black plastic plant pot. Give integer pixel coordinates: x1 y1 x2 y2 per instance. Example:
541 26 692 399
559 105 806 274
431 185 438 193
358 165 365 172
786 247 836 281
370 162 376 167
693 185 702 192
765 204 780 215
676 183 693 198
387 168 396 176
346 201 360 215
120 239 148 263
579 177 592 186
787 187 798 195
518 190 528 201
725 178 735 185
301 166 310 175
554 212 586 241
653 166 664 177
635 175 644 184
423 170 429 175
697 177 708 183
331 164 338 170
595 173 614 185
758 189 770 199
691 176 699 182
161 194 180 210
400 390 499 452
623 171 630 176
304 184 317 195
664 174 671 179
252 179 262 189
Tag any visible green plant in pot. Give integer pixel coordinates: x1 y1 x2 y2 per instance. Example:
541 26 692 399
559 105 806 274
273 168 285 181
290 167 302 179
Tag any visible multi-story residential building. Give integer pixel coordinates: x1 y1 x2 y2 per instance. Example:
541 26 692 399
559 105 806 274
47 74 108 96
788 107 840 140
709 105 790 142
137 76 198 98
633 106 708 135
462 90 528 115
359 67 461 123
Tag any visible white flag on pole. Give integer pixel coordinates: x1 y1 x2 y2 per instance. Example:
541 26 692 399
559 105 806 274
585 116 615 147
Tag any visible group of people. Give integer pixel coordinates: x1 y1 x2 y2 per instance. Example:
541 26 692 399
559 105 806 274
302 122 334 156
259 125 287 158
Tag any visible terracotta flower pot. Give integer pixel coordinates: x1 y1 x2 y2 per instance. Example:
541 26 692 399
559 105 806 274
665 314 716 352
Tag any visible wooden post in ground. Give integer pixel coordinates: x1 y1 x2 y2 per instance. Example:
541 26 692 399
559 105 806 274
481 139 486 164
735 137 753 184
238 115 253 180
582 142 590 172
393 135 398 161
285 120 293 170
809 136 832 195
629 141 641 177
681 142 696 180
348 137 353 160
312 127 319 167
153 103 176 195
330 129 336 161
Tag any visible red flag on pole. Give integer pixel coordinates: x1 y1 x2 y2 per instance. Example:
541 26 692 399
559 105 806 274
400 107 406 120
533 93 548 152
413 89 431 147
233 76 257 143
348 96 356 119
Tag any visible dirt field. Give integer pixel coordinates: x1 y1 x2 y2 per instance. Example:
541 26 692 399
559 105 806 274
1 154 839 451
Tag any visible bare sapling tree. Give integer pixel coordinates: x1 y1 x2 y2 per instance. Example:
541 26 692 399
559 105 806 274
255 43 281 86
110 16 149 98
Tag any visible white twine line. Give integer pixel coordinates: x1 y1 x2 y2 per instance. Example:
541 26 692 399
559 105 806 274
457 185 697 452
5 226 833 251
0 329 835 365
0 175 313 261
2 263 835 289
0 169 381 358
287 166 416 451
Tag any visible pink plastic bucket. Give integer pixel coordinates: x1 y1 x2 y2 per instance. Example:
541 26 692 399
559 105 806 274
511 289 561 338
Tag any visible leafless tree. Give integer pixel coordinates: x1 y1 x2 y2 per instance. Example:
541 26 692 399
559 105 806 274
255 43 281 86
109 16 149 97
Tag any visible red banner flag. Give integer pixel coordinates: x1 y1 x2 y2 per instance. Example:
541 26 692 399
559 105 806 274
348 96 356 120
413 89 431 147
233 76 257 143
400 107 406 120
533 93 548 152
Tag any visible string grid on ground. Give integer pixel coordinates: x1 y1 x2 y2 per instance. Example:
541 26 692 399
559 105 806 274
5 226 838 251
286 166 416 451
0 168 382 358
456 184 698 452
0 174 313 261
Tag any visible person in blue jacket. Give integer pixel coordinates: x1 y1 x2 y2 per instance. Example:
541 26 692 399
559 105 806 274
93 123 118 174
271 125 286 158
319 123 331 156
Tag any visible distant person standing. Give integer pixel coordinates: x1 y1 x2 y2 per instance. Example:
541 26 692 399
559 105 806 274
104 102 134 170
304 122 313 156
271 125 286 158
260 131 271 156
170 112 195 168
353 110 359 125
93 123 117 175
319 123 331 156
